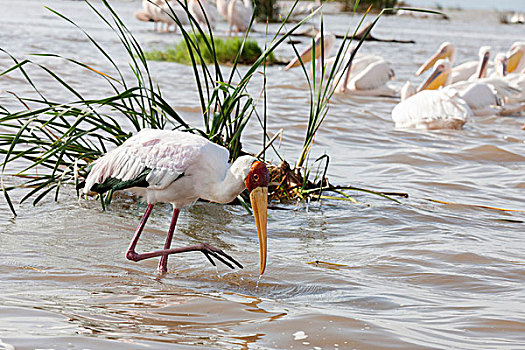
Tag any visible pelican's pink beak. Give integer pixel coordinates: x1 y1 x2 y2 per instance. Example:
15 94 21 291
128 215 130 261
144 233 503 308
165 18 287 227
245 161 269 275
477 51 490 79
418 64 447 91
506 47 523 74
500 58 508 76
416 47 450 76
284 35 323 71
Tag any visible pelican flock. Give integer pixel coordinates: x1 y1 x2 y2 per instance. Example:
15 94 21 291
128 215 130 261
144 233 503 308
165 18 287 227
133 2 525 128
392 41 525 129
284 32 396 97
136 0 252 34
82 129 269 275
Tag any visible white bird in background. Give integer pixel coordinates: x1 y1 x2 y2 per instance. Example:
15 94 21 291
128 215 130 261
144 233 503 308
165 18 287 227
469 46 492 80
416 42 493 84
135 0 189 32
415 59 524 116
392 81 472 130
135 0 160 31
189 0 218 28
334 47 396 97
490 52 508 78
284 32 338 81
216 0 230 20
227 0 254 35
284 33 396 96
506 41 525 74
82 129 269 275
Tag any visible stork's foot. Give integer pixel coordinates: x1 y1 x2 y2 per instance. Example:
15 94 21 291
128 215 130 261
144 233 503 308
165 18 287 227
198 243 243 270
158 255 169 274
125 243 243 270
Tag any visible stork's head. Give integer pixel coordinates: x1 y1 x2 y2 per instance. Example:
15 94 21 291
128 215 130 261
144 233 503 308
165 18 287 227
416 42 456 76
241 158 269 275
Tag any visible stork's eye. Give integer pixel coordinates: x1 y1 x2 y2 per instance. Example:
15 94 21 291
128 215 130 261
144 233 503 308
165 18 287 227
253 173 259 182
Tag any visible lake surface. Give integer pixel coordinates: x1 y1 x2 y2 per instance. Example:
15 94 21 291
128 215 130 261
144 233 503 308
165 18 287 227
1 1 524 349
407 0 525 12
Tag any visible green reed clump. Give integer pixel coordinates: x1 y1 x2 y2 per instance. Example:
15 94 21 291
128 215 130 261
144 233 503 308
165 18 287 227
0 0 316 214
0 0 431 213
145 33 276 65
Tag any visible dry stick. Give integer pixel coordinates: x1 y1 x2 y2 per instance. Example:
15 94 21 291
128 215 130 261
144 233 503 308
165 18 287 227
334 22 415 43
304 185 409 198
267 23 415 44
213 23 415 45
256 128 283 158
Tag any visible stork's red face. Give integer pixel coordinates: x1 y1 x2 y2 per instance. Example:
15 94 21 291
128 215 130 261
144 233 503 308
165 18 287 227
245 161 270 193
244 160 269 275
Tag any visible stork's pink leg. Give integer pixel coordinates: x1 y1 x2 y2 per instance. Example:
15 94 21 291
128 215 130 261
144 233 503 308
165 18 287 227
125 204 242 270
158 208 180 273
126 203 155 261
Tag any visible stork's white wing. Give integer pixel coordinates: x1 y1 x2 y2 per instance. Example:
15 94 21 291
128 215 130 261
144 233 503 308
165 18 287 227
84 129 227 192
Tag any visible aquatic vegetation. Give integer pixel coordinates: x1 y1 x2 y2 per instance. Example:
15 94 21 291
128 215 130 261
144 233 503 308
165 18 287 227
0 0 420 214
144 33 276 65
0 0 315 213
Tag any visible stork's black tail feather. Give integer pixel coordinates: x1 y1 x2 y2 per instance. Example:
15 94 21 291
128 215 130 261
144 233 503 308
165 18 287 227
80 169 152 195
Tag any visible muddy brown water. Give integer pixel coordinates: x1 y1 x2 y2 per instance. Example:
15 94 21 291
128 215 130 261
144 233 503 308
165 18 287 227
1 1 524 349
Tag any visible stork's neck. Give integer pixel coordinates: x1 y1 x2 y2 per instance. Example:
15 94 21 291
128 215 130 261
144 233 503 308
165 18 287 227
209 169 246 204
204 155 255 204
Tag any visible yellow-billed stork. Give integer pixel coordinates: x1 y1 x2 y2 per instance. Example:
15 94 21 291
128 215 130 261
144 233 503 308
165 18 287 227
82 128 269 275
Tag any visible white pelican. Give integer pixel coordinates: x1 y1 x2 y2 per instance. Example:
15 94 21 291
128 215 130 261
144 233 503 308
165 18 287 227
506 41 525 74
392 81 471 130
135 0 161 31
335 51 396 97
226 0 253 35
284 32 338 81
420 59 523 116
470 46 491 80
82 129 268 275
416 43 492 83
489 53 508 78
189 0 218 28
216 0 230 20
284 33 395 96
156 1 192 32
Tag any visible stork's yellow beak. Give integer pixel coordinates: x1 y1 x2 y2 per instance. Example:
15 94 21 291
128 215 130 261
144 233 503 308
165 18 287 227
507 48 523 73
249 186 268 275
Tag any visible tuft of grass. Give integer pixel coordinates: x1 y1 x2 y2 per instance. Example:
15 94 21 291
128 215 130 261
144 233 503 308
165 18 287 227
0 0 317 214
145 33 276 65
0 1 433 214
